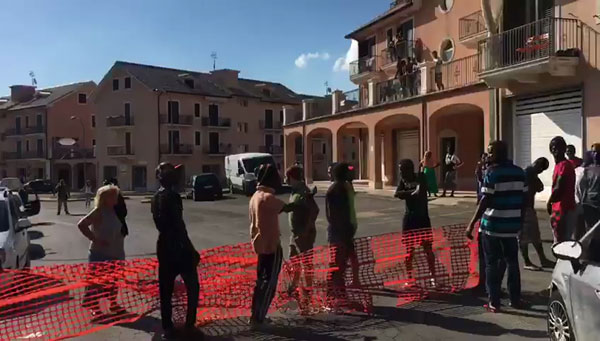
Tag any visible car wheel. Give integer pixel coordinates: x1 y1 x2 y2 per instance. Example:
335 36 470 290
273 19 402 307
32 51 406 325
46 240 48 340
548 289 574 341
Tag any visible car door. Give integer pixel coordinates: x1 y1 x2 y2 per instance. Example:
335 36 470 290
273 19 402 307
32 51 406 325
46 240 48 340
568 246 600 338
231 160 245 189
9 196 28 268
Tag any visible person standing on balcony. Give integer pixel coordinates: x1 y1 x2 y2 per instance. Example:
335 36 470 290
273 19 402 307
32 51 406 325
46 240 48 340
433 51 444 91
547 136 577 243
387 36 396 63
395 31 405 60
566 144 583 168
55 179 70 215
420 151 439 197
441 146 463 197
406 57 418 97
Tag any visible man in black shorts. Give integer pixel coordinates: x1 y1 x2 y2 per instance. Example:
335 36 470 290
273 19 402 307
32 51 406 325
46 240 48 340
394 159 436 286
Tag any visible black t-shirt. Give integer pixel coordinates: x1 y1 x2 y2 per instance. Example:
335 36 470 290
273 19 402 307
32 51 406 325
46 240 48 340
396 172 429 218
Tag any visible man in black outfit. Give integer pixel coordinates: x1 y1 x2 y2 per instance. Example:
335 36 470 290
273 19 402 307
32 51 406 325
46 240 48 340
151 162 202 340
394 159 437 286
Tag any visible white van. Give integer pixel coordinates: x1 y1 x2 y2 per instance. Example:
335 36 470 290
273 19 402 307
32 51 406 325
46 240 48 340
225 153 276 195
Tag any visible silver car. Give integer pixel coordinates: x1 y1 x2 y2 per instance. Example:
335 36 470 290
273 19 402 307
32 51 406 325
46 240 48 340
548 221 600 341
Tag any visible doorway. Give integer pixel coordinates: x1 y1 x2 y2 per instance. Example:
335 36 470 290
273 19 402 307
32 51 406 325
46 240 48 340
440 136 456 181
168 130 180 153
132 166 147 191
209 132 220 153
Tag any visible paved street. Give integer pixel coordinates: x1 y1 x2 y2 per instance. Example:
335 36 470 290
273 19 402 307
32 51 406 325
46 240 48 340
27 193 553 340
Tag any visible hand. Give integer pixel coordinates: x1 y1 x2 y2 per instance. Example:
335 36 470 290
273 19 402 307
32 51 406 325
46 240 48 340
465 224 475 240
546 202 552 216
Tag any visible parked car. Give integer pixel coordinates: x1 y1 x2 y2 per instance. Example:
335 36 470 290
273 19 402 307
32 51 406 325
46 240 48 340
0 187 40 270
225 153 277 195
25 179 55 194
548 217 600 341
188 174 223 201
0 178 23 191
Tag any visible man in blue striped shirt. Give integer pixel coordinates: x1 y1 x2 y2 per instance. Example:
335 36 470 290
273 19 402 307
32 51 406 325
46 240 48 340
466 140 527 312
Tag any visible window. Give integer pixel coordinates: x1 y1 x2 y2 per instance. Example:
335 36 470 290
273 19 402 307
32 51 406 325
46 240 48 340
25 116 29 128
195 131 201 146
280 135 284 147
237 122 243 133
440 38 455 62
279 110 283 123
26 140 30 152
112 79 119 91
78 93 87 104
124 103 131 116
244 122 248 132
439 0 454 12
92 139 96 146
124 77 131 89
194 103 201 118
91 115 96 127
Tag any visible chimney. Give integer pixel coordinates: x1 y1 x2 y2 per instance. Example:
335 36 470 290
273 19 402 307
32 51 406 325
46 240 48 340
210 69 240 87
10 85 36 103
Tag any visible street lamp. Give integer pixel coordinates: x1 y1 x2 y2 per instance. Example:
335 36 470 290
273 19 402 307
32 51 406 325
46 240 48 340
70 116 86 189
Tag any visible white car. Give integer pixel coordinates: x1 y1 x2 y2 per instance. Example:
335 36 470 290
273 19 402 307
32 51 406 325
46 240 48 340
0 187 34 270
548 220 600 341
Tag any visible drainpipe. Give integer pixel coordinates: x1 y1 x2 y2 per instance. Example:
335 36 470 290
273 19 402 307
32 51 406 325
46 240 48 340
154 89 164 163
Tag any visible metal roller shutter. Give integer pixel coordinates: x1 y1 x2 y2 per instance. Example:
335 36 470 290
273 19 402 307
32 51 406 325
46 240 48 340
514 89 582 199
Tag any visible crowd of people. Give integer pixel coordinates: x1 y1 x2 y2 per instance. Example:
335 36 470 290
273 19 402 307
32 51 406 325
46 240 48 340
67 135 600 338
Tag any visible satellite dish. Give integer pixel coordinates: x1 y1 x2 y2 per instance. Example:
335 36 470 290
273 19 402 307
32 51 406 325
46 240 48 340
58 137 77 146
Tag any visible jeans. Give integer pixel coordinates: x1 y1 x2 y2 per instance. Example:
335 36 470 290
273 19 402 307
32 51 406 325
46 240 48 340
482 234 520 306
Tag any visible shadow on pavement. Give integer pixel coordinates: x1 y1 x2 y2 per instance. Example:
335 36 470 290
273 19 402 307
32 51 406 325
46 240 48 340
31 222 55 227
27 230 44 240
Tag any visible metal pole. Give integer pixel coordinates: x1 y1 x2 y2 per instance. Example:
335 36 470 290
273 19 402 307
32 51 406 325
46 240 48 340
79 119 86 189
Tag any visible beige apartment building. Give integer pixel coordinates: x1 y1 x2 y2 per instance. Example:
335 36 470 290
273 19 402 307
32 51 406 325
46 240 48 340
0 82 97 189
93 61 303 191
284 0 600 198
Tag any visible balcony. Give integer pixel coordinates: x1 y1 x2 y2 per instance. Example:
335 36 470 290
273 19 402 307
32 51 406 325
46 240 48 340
106 115 134 128
259 145 283 155
4 126 44 137
204 143 232 155
459 11 488 47
349 55 378 83
107 146 134 157
259 120 283 130
160 144 193 155
381 40 415 68
52 145 95 159
201 117 231 128
478 17 581 87
3 151 45 160
160 114 193 126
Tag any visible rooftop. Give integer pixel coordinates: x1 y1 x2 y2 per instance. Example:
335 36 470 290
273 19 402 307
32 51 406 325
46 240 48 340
0 81 95 111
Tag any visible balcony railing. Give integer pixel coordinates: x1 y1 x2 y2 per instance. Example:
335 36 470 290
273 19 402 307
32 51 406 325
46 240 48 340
259 120 283 130
160 114 193 125
376 73 420 105
430 54 480 91
478 17 581 74
204 143 232 155
4 126 44 136
3 151 44 160
52 145 94 159
107 146 133 156
201 116 232 128
106 115 134 127
459 11 487 41
259 145 283 155
160 144 193 155
381 40 415 66
389 0 412 9
349 55 377 79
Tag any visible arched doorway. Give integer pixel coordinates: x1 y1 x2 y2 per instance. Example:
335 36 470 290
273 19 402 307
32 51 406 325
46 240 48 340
337 122 368 180
429 104 484 191
374 114 421 186
284 131 303 170
306 128 333 182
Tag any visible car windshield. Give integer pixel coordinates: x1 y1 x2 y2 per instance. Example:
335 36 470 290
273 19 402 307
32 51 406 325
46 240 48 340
0 201 8 232
243 157 276 174
195 175 216 186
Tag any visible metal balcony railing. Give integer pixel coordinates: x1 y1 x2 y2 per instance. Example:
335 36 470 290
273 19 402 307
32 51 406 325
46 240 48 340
107 146 133 156
3 150 45 160
430 54 480 91
106 115 134 127
381 40 416 66
160 114 193 125
349 55 378 79
478 17 581 73
459 10 487 41
201 116 232 128
259 145 283 154
160 144 193 155
4 126 44 136
52 145 94 159
259 120 283 130
204 143 232 155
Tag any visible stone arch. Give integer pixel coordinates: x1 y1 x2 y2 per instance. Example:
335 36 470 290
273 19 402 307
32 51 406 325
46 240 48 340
336 121 369 180
306 127 334 182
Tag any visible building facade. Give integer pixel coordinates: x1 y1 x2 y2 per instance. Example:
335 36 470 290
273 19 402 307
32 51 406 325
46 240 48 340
0 82 97 189
93 61 303 191
283 0 600 198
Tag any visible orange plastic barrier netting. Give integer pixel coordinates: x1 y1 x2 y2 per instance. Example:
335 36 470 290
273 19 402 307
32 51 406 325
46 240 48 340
0 224 478 340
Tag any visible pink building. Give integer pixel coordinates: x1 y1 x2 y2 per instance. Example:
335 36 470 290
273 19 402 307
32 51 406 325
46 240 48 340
284 0 600 198
0 82 97 188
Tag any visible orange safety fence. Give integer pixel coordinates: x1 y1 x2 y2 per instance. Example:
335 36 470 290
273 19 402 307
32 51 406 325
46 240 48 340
0 224 478 340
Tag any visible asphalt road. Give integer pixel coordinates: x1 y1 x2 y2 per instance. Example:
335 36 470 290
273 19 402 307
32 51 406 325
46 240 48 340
25 193 554 340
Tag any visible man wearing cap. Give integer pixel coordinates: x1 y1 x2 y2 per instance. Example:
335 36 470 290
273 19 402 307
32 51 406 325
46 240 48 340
151 162 202 340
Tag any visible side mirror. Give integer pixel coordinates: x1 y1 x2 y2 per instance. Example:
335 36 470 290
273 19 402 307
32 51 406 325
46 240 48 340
15 218 32 232
237 168 244 176
552 241 583 261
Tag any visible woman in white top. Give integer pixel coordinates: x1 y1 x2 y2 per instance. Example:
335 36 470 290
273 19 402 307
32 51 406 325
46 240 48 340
77 185 126 318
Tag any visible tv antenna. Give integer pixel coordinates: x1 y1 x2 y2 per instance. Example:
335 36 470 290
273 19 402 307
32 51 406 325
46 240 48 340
29 71 37 87
211 52 217 71
324 81 332 95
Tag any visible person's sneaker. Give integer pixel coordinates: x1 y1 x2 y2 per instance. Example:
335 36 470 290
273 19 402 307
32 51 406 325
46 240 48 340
509 300 526 309
161 328 178 340
523 264 542 271
483 302 500 313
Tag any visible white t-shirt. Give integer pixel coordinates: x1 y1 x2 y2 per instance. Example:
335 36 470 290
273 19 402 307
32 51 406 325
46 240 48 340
445 154 461 166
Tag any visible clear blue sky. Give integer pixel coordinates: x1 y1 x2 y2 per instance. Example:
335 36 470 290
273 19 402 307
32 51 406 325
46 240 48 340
0 0 387 96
